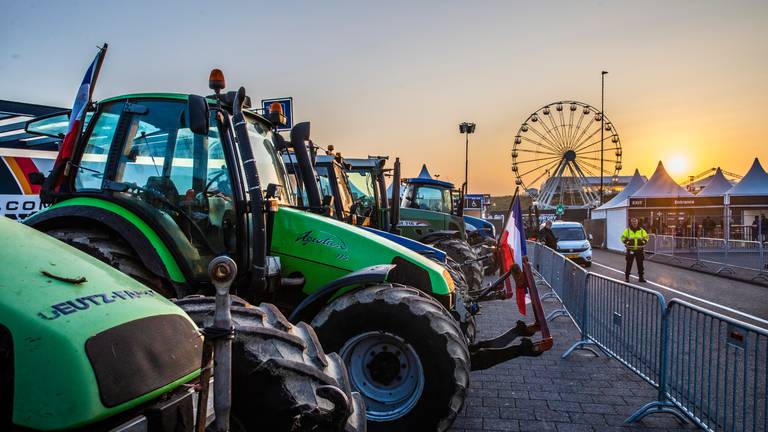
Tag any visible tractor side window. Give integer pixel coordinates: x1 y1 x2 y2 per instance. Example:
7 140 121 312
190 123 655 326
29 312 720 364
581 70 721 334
244 117 293 204
413 186 451 213
74 102 123 191
315 166 335 216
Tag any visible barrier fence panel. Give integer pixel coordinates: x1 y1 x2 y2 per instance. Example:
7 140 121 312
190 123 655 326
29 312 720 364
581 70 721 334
582 273 667 387
663 300 767 432
557 260 588 332
724 240 764 273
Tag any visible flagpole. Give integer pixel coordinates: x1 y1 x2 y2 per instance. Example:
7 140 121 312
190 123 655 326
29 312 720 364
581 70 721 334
499 187 519 247
88 44 109 101
507 186 520 215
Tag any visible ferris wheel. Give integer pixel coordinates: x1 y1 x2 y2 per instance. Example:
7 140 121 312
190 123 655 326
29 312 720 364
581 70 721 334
511 101 622 209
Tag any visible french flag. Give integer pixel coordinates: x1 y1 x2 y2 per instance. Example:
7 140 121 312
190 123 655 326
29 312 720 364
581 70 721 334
52 45 107 189
498 193 528 314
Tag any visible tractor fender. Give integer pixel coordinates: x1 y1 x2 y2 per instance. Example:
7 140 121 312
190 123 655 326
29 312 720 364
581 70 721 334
361 226 447 262
417 230 461 244
24 204 185 287
287 264 395 324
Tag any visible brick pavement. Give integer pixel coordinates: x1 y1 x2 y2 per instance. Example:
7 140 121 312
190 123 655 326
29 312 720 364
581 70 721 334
449 282 698 432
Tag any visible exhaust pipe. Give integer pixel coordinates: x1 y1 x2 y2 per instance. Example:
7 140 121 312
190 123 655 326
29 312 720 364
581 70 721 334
390 157 401 233
290 122 322 210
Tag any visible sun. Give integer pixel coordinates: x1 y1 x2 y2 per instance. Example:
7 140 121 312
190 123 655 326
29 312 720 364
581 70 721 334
666 155 688 176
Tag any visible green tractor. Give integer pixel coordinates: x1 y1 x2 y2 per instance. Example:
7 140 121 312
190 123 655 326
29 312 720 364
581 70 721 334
0 216 361 431
397 164 500 281
22 70 473 431
282 152 477 342
308 153 486 296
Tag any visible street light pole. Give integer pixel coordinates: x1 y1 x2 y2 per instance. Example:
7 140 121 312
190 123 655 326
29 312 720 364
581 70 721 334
459 122 476 196
465 132 469 194
600 70 608 205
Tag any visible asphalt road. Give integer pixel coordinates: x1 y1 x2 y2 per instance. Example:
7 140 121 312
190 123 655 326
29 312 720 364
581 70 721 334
590 249 768 328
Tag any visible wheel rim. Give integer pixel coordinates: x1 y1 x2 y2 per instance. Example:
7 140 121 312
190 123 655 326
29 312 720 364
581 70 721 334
339 331 425 421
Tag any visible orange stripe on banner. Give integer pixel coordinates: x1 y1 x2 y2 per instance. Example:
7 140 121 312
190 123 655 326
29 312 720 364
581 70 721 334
4 157 33 194
13 157 41 194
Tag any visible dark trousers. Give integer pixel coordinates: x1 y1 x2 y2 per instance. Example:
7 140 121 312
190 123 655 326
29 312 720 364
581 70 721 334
625 249 644 277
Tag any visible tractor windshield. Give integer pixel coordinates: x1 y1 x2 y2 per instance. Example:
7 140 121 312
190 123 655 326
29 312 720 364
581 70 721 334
347 169 378 219
244 116 294 204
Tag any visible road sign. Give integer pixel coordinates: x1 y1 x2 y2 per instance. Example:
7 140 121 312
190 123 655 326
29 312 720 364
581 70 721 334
261 97 293 131
555 204 565 216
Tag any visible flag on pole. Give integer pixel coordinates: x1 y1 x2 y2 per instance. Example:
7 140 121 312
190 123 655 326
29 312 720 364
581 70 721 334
498 193 528 314
51 44 107 190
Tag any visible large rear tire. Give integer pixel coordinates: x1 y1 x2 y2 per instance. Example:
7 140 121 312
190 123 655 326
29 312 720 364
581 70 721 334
177 297 367 432
311 284 470 432
432 238 483 296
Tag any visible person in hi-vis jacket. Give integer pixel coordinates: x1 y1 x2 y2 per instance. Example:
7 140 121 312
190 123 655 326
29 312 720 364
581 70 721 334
621 217 649 282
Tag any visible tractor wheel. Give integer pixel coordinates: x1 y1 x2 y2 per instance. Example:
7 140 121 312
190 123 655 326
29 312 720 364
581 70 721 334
311 284 470 432
176 297 367 432
441 257 477 344
433 238 484 296
44 227 171 296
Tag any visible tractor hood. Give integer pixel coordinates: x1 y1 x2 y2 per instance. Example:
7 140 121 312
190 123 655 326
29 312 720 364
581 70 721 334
0 218 201 430
271 207 454 297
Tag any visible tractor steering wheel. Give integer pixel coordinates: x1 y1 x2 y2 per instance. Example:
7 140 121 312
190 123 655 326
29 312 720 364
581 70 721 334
201 169 228 199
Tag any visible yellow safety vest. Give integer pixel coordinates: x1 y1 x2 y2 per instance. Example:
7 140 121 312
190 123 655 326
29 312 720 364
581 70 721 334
621 227 649 250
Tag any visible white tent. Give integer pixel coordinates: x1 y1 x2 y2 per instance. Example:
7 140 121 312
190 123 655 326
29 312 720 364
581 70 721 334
725 158 768 227
726 158 768 197
590 169 647 251
631 161 693 199
592 169 647 217
698 168 733 197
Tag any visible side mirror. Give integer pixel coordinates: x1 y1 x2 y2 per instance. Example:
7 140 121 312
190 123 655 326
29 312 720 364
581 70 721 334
588 233 594 240
273 133 289 151
265 183 282 199
187 95 209 135
28 172 45 185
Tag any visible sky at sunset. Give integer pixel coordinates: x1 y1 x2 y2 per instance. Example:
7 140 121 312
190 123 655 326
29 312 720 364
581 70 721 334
2 0 767 195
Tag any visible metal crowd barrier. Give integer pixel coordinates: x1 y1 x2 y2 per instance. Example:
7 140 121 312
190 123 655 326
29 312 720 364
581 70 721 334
526 241 768 431
646 235 768 284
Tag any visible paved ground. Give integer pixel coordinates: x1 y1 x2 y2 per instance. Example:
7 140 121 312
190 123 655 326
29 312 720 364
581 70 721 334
448 281 698 432
590 249 768 328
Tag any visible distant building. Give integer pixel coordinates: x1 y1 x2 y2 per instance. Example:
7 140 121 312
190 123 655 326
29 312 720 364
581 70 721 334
538 174 647 196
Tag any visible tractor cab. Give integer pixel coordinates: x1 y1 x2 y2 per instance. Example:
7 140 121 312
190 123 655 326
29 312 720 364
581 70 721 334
26 91 292 290
282 151 362 223
401 164 462 216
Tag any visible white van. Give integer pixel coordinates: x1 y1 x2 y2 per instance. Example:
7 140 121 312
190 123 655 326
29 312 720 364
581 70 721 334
550 221 593 267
